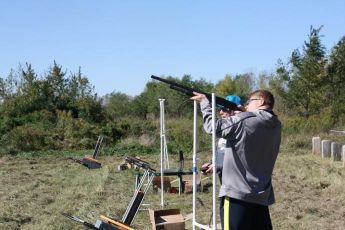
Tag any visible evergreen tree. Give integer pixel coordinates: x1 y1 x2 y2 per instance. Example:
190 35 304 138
275 26 327 117
45 61 68 111
326 36 345 123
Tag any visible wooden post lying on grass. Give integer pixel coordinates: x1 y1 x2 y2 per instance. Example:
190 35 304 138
321 140 331 158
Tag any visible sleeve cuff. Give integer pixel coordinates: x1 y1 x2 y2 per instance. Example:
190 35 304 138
200 98 210 110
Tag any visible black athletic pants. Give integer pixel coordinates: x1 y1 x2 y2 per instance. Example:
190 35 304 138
220 197 272 230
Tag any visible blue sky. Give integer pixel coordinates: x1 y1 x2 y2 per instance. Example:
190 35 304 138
1 0 344 96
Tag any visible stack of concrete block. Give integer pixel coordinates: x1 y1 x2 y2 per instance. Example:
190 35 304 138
312 136 345 165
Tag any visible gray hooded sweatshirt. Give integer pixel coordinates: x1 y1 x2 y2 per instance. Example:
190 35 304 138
200 99 281 206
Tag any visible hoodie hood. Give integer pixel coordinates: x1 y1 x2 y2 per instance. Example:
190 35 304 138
252 109 281 129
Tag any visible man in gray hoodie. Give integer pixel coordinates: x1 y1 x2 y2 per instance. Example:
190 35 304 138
191 90 281 230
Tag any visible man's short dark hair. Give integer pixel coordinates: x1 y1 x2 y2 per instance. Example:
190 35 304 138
249 90 275 109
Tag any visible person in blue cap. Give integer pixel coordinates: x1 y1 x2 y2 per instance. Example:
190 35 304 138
201 94 244 183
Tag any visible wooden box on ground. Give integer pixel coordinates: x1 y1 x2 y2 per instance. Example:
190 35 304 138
148 209 185 230
182 175 201 194
152 176 171 192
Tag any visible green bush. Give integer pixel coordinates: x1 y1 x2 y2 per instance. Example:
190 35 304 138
0 125 47 155
281 114 333 135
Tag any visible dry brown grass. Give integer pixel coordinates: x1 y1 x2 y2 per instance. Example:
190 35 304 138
271 143 345 229
1 135 345 229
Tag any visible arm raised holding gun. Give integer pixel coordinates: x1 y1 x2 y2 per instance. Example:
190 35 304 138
151 75 242 111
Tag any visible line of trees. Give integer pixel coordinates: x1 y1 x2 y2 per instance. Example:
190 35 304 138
272 26 345 120
1 26 344 155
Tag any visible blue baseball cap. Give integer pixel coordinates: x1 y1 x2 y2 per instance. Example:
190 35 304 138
225 95 242 106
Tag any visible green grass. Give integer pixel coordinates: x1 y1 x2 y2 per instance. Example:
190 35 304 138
1 133 345 229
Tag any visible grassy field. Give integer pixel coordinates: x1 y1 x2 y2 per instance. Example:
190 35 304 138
1 133 345 229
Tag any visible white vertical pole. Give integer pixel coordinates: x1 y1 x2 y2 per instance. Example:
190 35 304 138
192 94 217 230
159 99 165 208
211 93 217 230
159 99 169 169
192 100 198 230
162 101 169 169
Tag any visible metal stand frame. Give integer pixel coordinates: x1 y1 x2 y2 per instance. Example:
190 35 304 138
92 136 104 159
69 135 103 169
122 168 155 225
63 157 155 229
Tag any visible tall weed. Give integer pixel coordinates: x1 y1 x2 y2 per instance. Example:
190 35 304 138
281 114 333 135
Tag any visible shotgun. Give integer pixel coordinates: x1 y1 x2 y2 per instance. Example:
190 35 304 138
151 75 239 110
